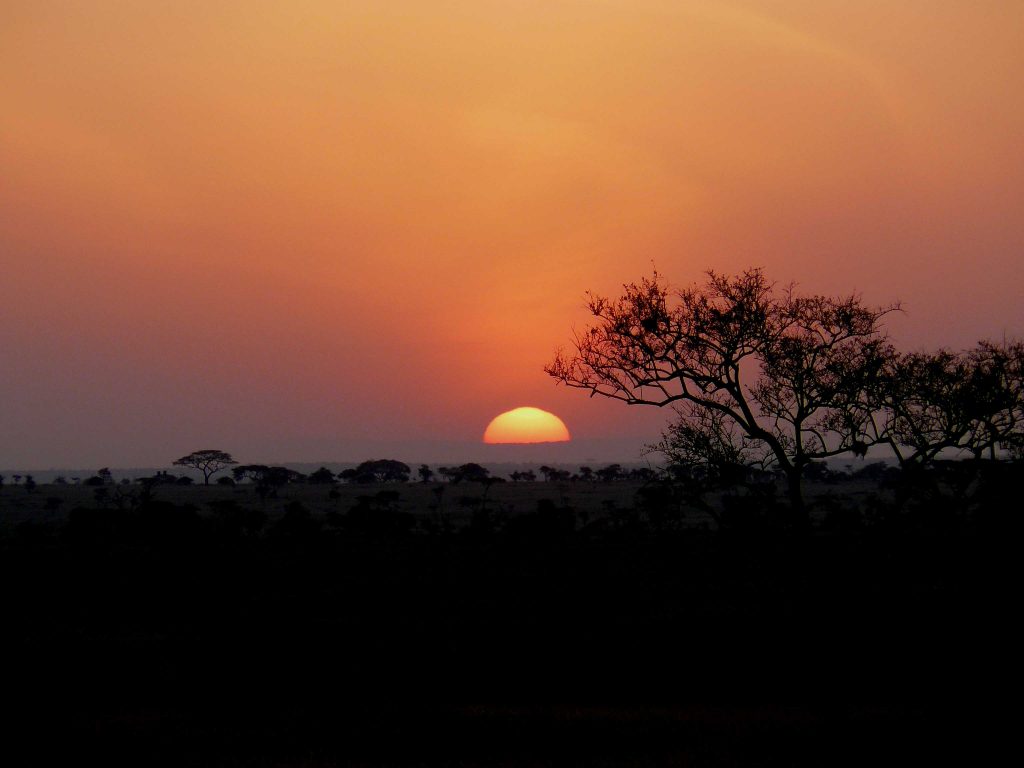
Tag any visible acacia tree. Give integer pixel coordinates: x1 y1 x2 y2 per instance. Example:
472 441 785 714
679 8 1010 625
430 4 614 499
173 449 238 485
876 341 1024 465
545 269 899 522
344 459 411 483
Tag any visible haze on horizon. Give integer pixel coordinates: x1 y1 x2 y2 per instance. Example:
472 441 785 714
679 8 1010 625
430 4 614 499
2 1 1022 468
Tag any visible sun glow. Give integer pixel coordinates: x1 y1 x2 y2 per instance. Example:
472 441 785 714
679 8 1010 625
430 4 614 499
483 407 571 444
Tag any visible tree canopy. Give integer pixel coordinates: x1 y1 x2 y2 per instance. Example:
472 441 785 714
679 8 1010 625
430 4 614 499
546 269 899 520
173 450 238 485
547 268 1023 522
341 460 412 484
878 341 1024 465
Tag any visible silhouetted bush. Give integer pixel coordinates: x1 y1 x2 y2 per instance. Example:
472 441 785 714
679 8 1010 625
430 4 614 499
272 501 321 539
819 495 863 532
504 499 576 540
308 467 337 484
136 499 202 544
719 485 785 532
454 463 490 483
208 498 266 537
344 491 414 536
634 480 687 530
539 465 572 482
344 460 411 483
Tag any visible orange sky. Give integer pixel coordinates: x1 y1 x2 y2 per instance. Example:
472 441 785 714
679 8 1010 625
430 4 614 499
2 1 1022 467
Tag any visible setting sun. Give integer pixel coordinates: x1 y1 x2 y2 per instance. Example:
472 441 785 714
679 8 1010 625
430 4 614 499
483 407 571 444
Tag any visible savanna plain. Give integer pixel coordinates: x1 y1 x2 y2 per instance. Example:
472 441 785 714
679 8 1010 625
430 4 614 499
1 464 1013 766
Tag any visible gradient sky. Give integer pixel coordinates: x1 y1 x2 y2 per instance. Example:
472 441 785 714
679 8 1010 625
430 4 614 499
2 1 1022 468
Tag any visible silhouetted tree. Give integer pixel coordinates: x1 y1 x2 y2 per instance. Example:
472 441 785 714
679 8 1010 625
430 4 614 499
308 466 338 484
230 464 294 486
878 341 1024 465
433 463 488 483
509 470 537 482
418 464 434 483
451 463 490 483
547 269 898 522
173 450 238 485
595 464 623 482
233 464 267 483
538 465 571 482
346 459 411 483
234 465 304 500
23 475 36 493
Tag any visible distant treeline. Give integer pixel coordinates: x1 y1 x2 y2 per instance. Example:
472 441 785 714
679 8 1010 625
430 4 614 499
0 460 667 490
0 456 911 492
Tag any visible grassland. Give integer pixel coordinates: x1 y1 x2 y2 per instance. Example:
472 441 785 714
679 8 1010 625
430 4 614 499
0 475 887 529
1 472 1011 766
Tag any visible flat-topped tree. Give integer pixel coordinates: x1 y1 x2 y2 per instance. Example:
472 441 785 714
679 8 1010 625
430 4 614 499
546 269 899 523
173 449 238 485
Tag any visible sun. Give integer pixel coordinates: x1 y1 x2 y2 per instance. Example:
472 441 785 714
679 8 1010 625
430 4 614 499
483 407 571 444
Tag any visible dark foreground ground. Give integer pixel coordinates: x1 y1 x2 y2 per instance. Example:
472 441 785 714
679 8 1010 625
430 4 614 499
1 473 1016 765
